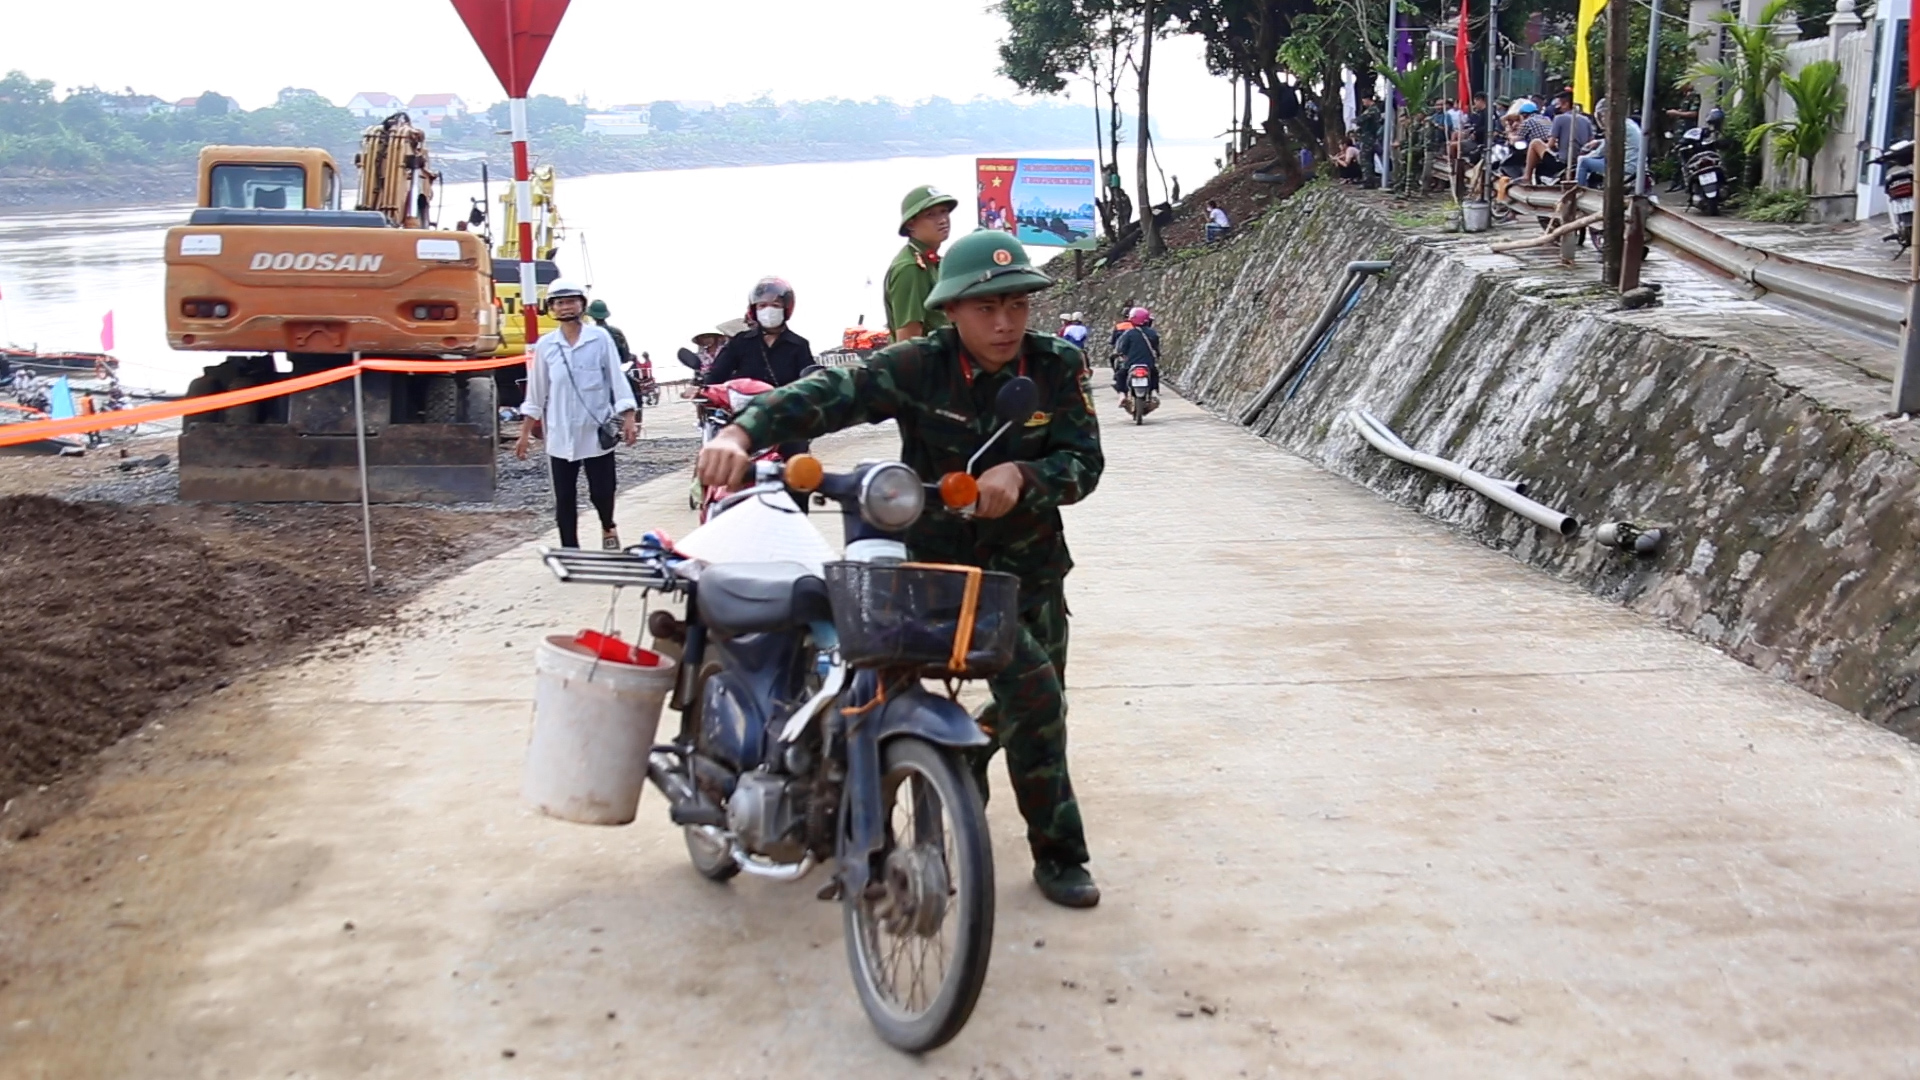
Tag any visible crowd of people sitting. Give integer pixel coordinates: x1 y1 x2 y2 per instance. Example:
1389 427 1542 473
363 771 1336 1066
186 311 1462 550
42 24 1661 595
1341 87 1655 204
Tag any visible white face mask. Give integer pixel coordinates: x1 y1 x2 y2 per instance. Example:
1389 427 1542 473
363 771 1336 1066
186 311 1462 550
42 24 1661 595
755 305 786 330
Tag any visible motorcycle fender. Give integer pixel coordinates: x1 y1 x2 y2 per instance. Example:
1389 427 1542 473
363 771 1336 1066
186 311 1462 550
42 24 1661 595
873 685 992 750
836 678 988 901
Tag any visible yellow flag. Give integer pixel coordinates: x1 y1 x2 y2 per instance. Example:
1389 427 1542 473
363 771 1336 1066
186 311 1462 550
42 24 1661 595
1574 0 1608 110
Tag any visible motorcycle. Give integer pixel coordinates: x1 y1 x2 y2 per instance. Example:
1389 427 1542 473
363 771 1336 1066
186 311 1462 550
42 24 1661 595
1673 114 1729 216
690 378 778 520
624 353 661 409
1869 141 1914 254
538 376 1042 1051
1122 363 1158 424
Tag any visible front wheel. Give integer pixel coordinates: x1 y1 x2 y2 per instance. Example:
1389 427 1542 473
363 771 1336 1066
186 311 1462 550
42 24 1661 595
844 737 994 1053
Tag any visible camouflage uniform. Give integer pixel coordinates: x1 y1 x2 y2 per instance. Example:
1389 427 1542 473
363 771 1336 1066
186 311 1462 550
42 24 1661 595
730 326 1103 867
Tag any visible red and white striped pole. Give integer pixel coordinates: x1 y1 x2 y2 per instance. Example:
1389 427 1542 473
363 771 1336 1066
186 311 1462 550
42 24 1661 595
510 94 538 348
450 0 570 348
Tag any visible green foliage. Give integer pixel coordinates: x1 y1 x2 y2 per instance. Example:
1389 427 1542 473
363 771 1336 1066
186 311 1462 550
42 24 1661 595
1744 59 1847 192
648 100 683 134
0 70 1092 178
1685 0 1791 133
1740 186 1809 221
0 69 363 174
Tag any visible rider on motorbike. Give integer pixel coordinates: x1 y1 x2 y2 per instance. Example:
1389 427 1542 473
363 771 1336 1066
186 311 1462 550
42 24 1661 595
696 230 1107 908
1109 306 1161 404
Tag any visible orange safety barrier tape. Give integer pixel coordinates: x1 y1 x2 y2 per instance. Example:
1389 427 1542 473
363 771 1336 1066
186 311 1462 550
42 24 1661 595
0 354 530 449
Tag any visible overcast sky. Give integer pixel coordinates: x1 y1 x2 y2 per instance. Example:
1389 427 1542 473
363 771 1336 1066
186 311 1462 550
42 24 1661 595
4 0 1238 141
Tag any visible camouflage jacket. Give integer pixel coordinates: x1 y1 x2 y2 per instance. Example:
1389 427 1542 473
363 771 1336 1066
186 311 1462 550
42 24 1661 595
731 327 1103 591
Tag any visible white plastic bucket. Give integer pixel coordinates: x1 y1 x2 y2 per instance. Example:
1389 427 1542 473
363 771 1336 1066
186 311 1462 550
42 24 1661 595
523 634 677 825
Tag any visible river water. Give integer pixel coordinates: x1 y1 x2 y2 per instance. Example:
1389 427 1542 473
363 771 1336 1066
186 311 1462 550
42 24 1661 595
0 144 1223 394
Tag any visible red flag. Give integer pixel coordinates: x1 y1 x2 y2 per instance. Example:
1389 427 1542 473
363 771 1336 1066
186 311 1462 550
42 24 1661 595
100 310 114 352
449 0 572 98
1457 0 1473 103
1911 12 1919 89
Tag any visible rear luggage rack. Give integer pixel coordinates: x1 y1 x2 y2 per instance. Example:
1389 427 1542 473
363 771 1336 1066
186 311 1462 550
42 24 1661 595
539 547 677 590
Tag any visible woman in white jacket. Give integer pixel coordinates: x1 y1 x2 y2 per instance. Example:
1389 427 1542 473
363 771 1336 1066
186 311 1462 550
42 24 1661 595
514 279 639 549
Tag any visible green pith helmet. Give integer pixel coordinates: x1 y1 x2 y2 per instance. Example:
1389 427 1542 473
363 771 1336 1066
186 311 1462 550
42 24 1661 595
925 230 1053 309
898 184 960 236
586 299 610 319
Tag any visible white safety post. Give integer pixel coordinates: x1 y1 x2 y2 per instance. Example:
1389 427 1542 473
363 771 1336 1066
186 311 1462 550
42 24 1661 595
352 354 375 589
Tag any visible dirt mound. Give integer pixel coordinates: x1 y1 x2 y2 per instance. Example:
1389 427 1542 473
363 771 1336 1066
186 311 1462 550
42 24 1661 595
1094 155 1304 276
0 496 533 808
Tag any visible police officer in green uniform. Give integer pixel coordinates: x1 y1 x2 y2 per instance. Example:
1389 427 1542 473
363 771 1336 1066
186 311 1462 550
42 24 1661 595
884 185 959 340
698 230 1105 908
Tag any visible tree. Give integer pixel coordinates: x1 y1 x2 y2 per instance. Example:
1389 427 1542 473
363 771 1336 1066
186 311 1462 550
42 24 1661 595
1685 0 1789 145
1381 58 1445 194
1136 0 1165 256
1746 59 1846 194
999 0 1142 236
1163 0 1319 185
193 92 231 116
648 100 683 134
486 94 584 135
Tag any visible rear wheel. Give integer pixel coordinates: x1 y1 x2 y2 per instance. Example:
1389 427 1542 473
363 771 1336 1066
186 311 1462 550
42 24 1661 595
844 737 994 1053
423 375 460 423
1133 391 1146 425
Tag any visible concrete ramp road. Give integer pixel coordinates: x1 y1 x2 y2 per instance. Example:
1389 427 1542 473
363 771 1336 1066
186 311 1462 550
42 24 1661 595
1 395 1916 1078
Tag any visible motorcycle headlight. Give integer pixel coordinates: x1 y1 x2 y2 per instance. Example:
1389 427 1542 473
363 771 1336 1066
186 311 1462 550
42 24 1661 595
858 462 925 531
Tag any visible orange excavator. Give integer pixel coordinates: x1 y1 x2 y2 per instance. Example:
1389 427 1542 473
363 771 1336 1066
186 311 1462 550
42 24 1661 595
166 114 502 502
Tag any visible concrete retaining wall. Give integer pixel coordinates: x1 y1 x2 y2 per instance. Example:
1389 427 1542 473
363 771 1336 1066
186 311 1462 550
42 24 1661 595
1053 185 1920 739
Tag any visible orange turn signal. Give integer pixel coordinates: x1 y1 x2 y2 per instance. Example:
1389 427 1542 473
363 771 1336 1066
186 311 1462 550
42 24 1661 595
938 472 979 509
785 454 824 492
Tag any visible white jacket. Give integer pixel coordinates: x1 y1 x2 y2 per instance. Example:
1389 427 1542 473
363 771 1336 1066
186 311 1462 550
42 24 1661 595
521 324 636 462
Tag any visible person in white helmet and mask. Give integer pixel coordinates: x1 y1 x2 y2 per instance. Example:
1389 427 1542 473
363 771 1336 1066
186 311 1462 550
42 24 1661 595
515 278 639 550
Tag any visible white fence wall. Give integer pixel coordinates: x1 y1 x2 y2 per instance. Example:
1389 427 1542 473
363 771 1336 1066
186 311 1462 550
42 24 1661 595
1760 26 1874 194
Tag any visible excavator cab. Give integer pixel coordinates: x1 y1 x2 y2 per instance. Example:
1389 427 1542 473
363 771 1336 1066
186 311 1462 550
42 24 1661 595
199 149 341 211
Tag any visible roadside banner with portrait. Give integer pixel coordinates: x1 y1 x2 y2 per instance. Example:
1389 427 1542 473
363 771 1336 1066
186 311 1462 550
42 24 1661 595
974 158 1097 247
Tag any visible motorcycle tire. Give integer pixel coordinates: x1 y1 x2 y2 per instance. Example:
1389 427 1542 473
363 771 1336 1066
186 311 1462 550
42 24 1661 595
1133 394 1145 425
1702 196 1721 217
644 388 661 408
844 737 994 1053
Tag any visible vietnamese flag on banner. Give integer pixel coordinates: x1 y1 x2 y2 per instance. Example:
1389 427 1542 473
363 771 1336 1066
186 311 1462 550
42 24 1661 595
100 309 114 352
1456 0 1472 103
975 158 1017 233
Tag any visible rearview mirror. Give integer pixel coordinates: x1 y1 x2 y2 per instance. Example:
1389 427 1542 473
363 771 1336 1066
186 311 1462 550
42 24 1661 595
995 376 1039 423
676 347 703 371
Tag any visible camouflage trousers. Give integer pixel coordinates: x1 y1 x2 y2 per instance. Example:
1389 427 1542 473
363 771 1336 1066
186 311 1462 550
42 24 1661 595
969 580 1088 867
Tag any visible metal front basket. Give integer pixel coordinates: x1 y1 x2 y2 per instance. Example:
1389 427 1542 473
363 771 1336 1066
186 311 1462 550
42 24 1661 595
824 561 1020 678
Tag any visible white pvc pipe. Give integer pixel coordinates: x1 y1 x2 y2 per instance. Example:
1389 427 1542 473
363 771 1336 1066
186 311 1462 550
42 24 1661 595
1348 410 1579 536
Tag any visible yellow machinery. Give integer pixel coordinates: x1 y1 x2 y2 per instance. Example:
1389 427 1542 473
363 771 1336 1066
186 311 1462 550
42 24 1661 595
489 163 566 360
165 114 504 502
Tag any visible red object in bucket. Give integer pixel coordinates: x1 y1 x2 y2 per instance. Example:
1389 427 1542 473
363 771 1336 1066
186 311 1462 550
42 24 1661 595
574 629 664 667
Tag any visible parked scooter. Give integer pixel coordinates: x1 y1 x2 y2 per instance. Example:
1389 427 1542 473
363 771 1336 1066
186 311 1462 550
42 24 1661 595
539 376 1042 1052
1672 109 1729 216
1869 140 1914 254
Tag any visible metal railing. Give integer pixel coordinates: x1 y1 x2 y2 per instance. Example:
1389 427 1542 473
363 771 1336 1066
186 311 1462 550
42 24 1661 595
1503 184 1905 342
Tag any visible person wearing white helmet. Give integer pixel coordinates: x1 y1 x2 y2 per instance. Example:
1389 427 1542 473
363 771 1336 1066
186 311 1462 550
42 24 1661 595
515 277 639 550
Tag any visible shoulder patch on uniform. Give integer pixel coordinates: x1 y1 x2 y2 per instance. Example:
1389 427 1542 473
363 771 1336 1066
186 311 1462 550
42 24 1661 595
1024 410 1050 427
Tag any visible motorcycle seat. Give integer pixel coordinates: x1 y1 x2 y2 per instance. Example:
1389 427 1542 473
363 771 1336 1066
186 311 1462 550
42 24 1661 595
697 561 832 637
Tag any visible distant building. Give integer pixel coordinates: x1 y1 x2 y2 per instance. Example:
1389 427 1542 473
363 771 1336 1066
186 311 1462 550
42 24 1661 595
672 100 716 113
99 93 170 117
173 95 231 115
584 112 650 137
347 91 403 119
406 93 468 132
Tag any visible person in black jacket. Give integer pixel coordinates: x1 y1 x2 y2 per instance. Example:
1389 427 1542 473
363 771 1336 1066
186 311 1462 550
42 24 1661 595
1110 305 1161 403
701 275 815 466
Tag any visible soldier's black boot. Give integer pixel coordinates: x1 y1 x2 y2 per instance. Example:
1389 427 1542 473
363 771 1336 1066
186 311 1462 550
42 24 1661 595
1034 861 1101 908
